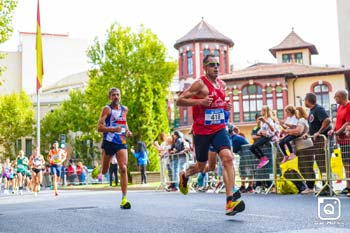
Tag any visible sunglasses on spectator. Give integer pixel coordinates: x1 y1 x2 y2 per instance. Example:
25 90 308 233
205 62 220 67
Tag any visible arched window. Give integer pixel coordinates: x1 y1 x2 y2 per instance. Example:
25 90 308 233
214 49 220 58
223 51 228 73
242 84 263 122
180 53 184 77
275 86 284 119
314 84 330 114
203 49 210 57
266 86 273 108
232 89 240 122
187 51 193 75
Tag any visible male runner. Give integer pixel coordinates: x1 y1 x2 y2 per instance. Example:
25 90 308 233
48 141 67 196
98 87 133 209
176 54 245 216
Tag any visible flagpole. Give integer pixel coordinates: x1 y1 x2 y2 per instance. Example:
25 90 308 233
37 89 40 154
36 0 43 154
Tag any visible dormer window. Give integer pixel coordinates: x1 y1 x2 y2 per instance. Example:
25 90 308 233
282 54 292 63
282 52 303 64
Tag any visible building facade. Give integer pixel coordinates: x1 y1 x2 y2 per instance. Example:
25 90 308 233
337 0 350 68
0 32 90 157
173 19 234 134
174 22 350 140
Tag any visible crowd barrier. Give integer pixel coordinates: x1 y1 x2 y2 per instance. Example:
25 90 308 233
158 152 191 191
158 134 349 196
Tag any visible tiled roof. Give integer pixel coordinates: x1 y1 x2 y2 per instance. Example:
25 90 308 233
221 63 347 80
174 19 233 49
269 30 318 57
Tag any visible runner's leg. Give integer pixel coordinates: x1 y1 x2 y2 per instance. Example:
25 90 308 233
116 149 128 196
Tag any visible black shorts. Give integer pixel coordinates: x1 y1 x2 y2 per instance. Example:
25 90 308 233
32 168 42 174
193 128 231 162
102 140 128 156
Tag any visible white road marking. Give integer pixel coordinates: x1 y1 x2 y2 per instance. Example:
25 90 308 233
194 208 281 219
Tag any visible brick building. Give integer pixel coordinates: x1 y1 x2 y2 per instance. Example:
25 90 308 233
174 21 350 140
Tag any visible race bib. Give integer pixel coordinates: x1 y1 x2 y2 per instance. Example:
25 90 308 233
52 155 62 164
205 109 225 125
33 158 42 166
112 123 126 134
17 164 24 170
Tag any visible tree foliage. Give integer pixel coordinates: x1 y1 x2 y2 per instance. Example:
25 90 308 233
0 0 17 83
40 90 99 162
0 91 34 159
86 23 177 171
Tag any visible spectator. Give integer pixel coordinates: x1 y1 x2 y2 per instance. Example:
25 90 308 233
42 164 52 188
328 90 350 195
229 125 252 193
76 161 87 185
131 141 149 184
109 154 119 186
283 106 313 194
278 105 298 163
67 160 78 185
301 92 331 194
153 133 173 189
169 131 187 190
250 106 276 169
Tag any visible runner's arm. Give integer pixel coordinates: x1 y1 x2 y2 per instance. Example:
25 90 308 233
97 106 122 133
176 80 210 107
123 106 132 137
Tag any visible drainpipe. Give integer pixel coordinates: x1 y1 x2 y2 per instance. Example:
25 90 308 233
292 75 298 106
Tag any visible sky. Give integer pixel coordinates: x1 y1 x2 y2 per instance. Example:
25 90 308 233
1 0 341 74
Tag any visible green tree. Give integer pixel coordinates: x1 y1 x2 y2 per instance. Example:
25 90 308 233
0 91 34 159
40 90 98 162
86 23 177 171
0 0 17 84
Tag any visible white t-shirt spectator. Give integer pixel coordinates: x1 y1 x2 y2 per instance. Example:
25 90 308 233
285 115 298 126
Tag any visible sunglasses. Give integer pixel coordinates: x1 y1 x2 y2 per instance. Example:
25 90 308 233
205 62 220 67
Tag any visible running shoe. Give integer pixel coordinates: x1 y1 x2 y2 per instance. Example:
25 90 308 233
120 196 131 209
54 191 58 197
179 171 189 195
232 189 241 201
197 173 204 187
257 157 269 169
225 199 245 216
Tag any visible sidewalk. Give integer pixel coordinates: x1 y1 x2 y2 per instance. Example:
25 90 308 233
60 182 160 191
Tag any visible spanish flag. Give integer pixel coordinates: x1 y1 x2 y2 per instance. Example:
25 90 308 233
36 0 43 93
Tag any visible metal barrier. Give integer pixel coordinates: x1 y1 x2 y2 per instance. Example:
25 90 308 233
274 135 330 196
236 143 275 194
158 152 191 191
156 134 349 196
328 137 350 194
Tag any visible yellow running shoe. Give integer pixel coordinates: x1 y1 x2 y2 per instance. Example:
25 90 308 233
179 171 189 195
225 200 245 216
120 196 131 209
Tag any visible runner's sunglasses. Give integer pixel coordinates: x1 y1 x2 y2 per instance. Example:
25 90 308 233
205 62 220 67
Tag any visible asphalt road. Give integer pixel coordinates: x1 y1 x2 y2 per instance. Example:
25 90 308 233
0 190 349 233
